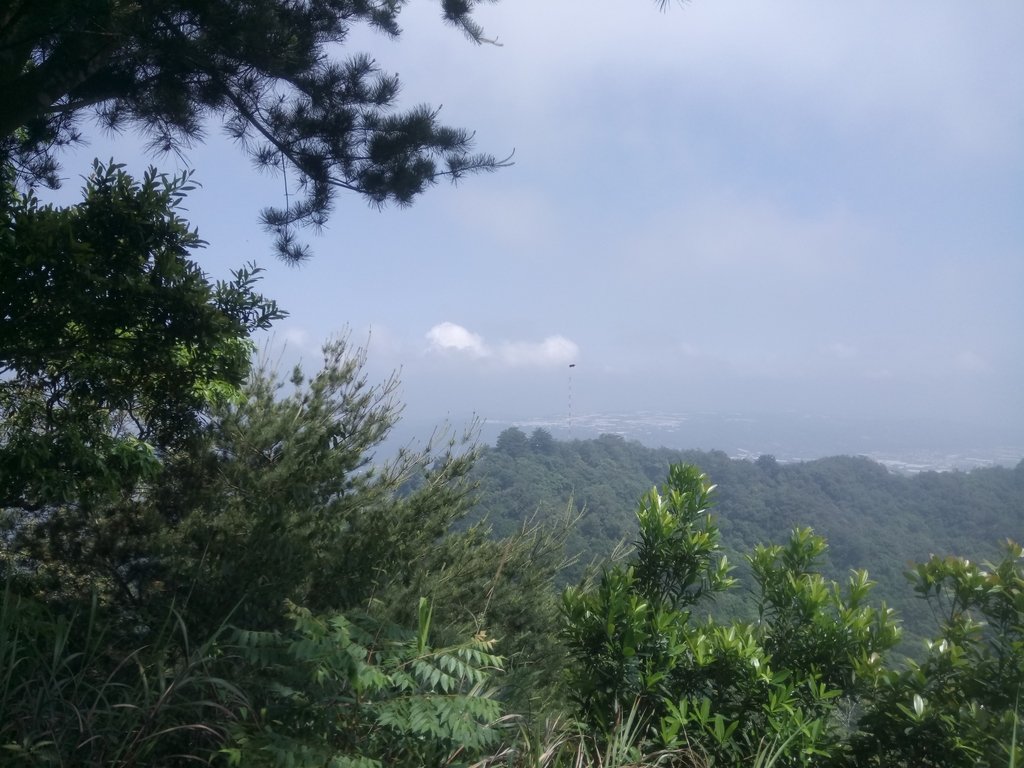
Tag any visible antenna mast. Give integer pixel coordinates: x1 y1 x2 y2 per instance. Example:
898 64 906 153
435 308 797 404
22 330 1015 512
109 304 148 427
568 363 576 435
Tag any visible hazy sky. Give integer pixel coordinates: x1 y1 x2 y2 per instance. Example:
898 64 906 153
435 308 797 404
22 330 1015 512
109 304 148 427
50 1 1024 444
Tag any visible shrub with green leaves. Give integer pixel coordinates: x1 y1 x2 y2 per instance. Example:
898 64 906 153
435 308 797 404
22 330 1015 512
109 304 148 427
225 598 504 768
561 465 735 729
561 464 900 767
848 540 1024 767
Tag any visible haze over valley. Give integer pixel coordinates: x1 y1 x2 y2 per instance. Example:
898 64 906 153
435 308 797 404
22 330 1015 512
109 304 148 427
390 408 1022 475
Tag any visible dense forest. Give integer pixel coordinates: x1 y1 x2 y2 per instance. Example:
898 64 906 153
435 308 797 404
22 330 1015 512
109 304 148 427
3 255 1023 766
3 1 1023 766
468 427 1024 648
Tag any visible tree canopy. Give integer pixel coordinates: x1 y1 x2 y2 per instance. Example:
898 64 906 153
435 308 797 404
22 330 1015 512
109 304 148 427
0 160 281 515
0 0 511 260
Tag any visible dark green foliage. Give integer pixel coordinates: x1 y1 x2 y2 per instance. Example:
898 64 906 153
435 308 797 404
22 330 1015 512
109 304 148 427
148 339 567 676
152 337 468 631
0 160 281 513
226 599 504 768
497 427 531 457
158 341 572 711
848 541 1024 767
0 159 562 766
0 0 510 260
0 162 282 616
561 465 900 766
0 587 246 766
471 430 1024 647
0 329 554 764
473 432 671 581
529 427 557 454
379 514 573 715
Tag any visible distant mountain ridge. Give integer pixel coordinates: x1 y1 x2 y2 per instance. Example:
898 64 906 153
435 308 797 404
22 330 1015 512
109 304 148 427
469 410 1024 472
466 428 1024 651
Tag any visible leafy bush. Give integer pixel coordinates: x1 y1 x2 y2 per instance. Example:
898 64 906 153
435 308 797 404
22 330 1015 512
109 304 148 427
561 464 899 767
225 598 504 768
848 541 1024 767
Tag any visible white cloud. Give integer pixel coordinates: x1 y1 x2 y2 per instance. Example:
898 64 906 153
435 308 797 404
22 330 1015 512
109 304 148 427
425 322 490 357
499 335 579 367
424 322 579 368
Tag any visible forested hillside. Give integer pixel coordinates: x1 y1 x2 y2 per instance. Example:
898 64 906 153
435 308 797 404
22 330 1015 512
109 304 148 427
469 428 1024 645
5 2 1023 764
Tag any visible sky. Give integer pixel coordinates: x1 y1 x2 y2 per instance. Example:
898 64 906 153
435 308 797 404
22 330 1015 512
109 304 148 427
49 1 1024 453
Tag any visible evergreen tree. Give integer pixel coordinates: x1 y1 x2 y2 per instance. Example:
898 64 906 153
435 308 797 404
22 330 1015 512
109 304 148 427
0 0 511 259
154 337 477 631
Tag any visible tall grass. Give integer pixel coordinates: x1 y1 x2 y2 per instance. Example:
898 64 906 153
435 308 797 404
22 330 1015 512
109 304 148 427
1008 693 1020 768
0 585 247 766
476 701 701 768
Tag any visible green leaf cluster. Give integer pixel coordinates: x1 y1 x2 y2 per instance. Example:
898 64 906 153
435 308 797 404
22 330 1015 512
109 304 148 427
561 465 901 767
0 160 281 513
225 599 504 768
848 541 1024 767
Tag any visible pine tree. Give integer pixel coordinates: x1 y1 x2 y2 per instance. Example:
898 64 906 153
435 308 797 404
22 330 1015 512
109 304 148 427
0 0 510 260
